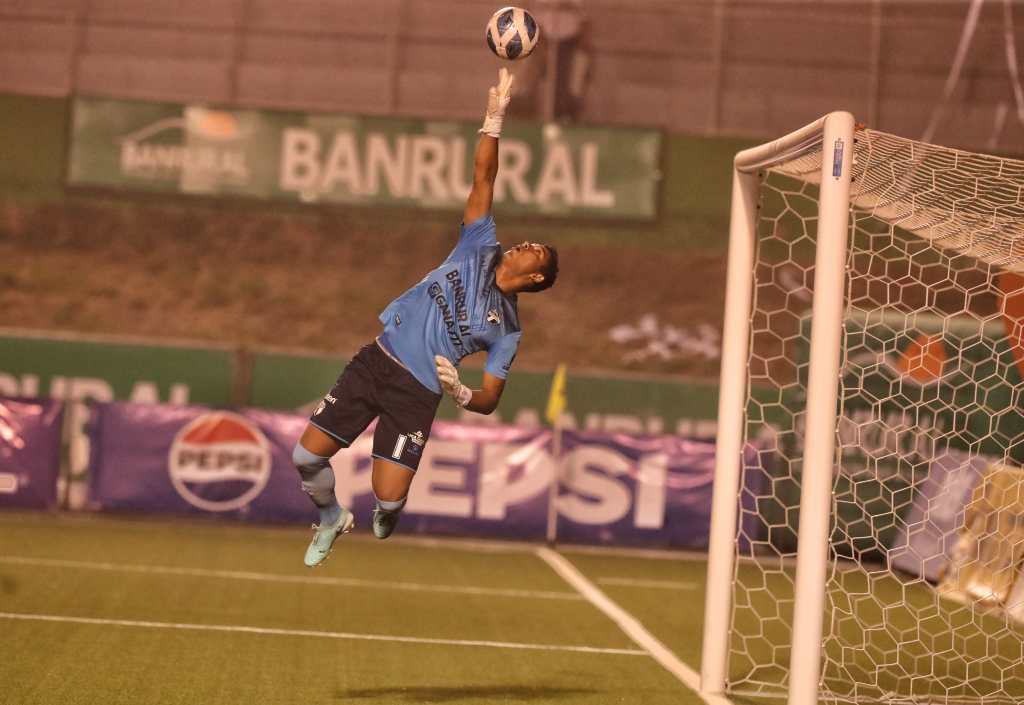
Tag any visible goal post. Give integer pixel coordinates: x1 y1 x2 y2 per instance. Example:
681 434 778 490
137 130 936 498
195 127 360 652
701 112 1024 705
785 111 855 705
701 111 856 703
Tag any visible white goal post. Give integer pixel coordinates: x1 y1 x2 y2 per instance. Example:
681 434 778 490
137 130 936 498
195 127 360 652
701 112 1024 705
702 111 856 705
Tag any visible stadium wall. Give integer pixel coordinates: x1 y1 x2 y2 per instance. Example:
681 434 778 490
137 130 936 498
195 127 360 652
1 1 1021 155
0 94 67 197
0 93 747 379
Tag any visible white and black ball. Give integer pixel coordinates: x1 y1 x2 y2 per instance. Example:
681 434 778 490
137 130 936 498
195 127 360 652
486 6 540 61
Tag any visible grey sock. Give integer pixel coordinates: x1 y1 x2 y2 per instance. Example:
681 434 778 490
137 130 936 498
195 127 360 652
293 443 341 524
375 495 407 514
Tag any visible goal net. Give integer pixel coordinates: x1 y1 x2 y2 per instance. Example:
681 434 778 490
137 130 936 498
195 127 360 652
701 113 1024 705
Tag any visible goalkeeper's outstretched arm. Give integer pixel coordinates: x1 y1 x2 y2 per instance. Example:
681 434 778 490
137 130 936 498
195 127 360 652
464 68 513 225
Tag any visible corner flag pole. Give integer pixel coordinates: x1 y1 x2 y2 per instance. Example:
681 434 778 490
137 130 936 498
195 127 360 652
545 364 567 545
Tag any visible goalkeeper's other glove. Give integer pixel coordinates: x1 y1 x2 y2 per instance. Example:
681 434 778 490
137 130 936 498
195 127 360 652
435 355 472 408
479 67 514 138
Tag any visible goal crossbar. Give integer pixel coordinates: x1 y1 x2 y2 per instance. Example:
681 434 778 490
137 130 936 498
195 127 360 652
738 117 1024 273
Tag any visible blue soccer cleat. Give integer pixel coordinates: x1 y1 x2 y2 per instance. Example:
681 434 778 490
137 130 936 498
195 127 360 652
303 507 354 567
371 508 400 540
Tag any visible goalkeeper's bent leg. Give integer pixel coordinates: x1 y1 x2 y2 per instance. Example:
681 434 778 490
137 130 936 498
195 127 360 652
372 494 406 540
370 457 414 539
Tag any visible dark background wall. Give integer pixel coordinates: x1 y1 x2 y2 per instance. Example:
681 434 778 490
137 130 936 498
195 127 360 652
2 0 1023 154
1 0 1022 381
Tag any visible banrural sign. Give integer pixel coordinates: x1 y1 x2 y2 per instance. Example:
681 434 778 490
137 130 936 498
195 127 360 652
68 98 661 219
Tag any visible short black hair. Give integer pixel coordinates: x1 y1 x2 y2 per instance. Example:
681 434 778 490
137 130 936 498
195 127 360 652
524 245 559 293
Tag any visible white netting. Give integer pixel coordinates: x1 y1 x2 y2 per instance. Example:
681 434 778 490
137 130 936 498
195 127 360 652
729 128 1024 704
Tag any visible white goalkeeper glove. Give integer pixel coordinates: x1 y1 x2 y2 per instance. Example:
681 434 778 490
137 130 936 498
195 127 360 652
435 355 473 408
479 67 514 138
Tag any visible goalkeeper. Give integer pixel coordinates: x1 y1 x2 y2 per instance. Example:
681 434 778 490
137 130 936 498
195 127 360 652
292 68 559 567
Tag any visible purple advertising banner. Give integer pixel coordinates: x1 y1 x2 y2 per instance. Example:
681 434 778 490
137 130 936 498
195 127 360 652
89 404 315 522
554 430 765 548
0 397 64 509
328 421 556 540
88 401 766 548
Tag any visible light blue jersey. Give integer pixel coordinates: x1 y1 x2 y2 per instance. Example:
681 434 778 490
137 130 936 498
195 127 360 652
378 214 522 394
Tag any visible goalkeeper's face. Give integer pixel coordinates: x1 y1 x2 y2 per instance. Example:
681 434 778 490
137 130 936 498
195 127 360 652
503 242 549 274
502 241 559 293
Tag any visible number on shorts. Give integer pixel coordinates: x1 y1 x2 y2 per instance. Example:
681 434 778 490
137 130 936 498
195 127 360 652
392 434 408 459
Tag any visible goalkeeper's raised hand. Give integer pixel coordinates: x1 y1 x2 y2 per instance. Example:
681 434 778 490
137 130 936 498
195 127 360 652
465 69 512 223
479 67 514 138
435 355 473 408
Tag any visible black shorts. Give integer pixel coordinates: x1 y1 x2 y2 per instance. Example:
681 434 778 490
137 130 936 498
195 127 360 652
309 340 442 472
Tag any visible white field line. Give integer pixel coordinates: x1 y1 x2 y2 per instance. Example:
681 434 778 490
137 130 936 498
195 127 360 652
0 555 581 602
536 547 733 705
0 612 646 656
596 577 700 590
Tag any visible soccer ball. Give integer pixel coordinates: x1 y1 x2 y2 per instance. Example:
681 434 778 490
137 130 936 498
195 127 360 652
485 6 540 60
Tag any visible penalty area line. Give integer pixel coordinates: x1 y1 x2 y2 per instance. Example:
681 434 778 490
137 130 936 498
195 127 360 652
535 547 733 705
0 612 646 657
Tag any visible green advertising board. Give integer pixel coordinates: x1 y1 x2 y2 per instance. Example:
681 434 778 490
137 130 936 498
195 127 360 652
823 309 1023 469
248 348 720 436
764 310 1024 554
0 328 720 432
68 97 661 220
0 329 235 404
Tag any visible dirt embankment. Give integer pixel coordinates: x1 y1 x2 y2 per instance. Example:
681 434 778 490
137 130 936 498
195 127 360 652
0 196 728 378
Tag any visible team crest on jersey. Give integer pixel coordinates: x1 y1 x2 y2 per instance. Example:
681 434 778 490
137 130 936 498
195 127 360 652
487 309 501 324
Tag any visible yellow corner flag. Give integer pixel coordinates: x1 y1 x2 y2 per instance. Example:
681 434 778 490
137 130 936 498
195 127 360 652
545 364 567 425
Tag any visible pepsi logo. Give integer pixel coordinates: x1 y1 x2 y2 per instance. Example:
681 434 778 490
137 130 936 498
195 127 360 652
168 412 271 512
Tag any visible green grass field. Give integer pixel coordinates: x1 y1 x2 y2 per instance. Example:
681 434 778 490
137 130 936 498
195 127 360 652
0 512 710 705
5 511 1020 704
